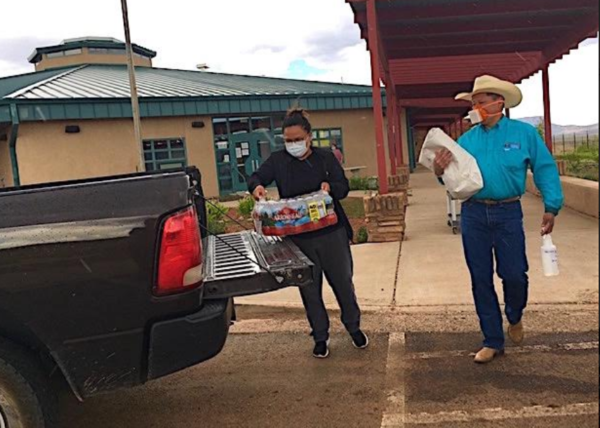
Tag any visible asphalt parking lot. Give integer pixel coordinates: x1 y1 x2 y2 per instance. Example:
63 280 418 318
60 306 599 428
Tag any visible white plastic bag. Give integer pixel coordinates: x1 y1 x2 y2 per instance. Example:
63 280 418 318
418 128 484 200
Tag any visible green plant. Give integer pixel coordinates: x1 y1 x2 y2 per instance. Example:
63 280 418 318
356 226 369 244
207 201 228 235
555 145 599 182
536 120 545 140
238 196 256 217
349 176 379 191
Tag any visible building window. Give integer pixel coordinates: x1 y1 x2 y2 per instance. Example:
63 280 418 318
89 48 125 55
46 49 82 59
143 138 188 171
64 48 83 56
46 51 65 59
89 48 108 55
312 128 343 152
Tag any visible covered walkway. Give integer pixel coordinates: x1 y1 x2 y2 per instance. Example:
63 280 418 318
346 0 599 188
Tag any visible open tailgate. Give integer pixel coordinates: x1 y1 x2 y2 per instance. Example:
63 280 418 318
202 231 314 299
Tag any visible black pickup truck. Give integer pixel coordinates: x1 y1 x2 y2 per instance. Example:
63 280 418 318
0 167 313 428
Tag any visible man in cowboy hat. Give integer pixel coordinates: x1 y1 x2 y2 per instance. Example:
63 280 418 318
433 75 564 364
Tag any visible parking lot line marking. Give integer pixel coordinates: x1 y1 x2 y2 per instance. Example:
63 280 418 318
381 332 406 428
406 341 599 360
404 402 599 424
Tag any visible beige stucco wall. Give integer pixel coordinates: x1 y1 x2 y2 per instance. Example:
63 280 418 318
14 116 219 197
0 127 13 188
35 47 152 71
527 172 599 218
310 109 380 178
10 108 401 196
139 117 218 197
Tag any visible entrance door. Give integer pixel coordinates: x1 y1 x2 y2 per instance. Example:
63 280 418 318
230 133 260 192
228 131 276 193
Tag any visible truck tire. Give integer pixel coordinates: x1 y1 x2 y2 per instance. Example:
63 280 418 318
0 340 57 428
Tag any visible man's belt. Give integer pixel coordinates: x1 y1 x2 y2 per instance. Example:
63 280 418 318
471 196 521 205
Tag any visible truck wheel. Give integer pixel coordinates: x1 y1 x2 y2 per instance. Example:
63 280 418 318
0 341 57 428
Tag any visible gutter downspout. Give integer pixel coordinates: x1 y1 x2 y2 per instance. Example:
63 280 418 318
9 104 21 187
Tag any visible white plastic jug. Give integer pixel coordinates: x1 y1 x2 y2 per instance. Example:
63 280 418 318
541 235 559 277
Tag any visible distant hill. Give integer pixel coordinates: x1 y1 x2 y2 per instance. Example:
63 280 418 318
516 116 599 136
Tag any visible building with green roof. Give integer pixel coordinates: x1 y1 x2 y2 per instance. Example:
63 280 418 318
0 38 392 196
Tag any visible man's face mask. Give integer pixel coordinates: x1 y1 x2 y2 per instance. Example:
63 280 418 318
285 139 309 158
468 100 504 124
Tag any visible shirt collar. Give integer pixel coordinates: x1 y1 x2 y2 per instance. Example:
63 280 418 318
480 115 508 133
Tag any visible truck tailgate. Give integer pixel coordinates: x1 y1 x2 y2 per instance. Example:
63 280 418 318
202 232 314 299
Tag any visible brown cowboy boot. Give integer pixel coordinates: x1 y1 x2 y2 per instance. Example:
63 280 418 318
474 347 504 364
508 321 525 345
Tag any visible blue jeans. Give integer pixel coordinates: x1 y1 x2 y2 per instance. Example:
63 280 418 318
461 200 529 350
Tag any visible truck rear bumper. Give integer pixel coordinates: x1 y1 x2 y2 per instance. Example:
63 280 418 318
147 298 233 380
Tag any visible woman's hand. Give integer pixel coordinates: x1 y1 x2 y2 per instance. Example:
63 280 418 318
252 185 267 201
321 182 331 193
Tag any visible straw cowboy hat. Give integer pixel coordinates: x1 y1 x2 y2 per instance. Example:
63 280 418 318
455 75 523 109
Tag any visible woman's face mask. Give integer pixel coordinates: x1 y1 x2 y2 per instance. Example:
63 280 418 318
285 139 309 158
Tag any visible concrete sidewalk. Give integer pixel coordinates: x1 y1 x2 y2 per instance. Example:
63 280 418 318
398 168 599 307
238 168 599 310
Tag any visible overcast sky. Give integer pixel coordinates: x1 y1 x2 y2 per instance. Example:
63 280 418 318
0 0 597 125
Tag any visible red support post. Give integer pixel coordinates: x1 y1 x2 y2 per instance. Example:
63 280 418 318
366 0 389 194
395 96 404 166
386 81 397 176
542 65 554 153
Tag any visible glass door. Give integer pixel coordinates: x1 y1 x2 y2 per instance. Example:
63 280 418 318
230 133 261 192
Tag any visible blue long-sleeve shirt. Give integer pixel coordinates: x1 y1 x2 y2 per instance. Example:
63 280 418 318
457 117 564 214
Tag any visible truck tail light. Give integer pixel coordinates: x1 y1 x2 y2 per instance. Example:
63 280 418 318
156 206 203 296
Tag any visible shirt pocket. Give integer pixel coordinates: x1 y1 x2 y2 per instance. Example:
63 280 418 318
500 143 526 172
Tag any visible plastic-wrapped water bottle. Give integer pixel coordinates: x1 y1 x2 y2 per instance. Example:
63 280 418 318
541 235 559 277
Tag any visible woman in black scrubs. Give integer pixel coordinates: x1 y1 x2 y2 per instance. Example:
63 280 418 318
248 108 368 359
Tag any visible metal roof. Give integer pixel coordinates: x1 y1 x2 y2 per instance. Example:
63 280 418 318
4 65 373 100
0 65 378 122
0 68 68 99
348 0 599 127
28 39 157 63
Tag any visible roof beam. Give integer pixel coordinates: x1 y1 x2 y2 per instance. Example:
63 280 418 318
506 16 597 82
380 28 566 48
373 13 588 38
411 107 469 115
398 98 466 108
387 42 546 59
410 114 463 120
396 82 474 99
355 0 598 24
542 15 599 64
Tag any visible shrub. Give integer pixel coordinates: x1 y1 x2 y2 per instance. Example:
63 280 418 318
556 145 599 182
238 196 256 217
349 176 379 191
356 226 369 244
207 201 228 235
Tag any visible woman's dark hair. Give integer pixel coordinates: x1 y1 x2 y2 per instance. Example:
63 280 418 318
282 107 312 134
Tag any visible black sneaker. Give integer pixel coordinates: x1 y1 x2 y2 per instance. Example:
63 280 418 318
313 341 330 359
351 330 369 349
